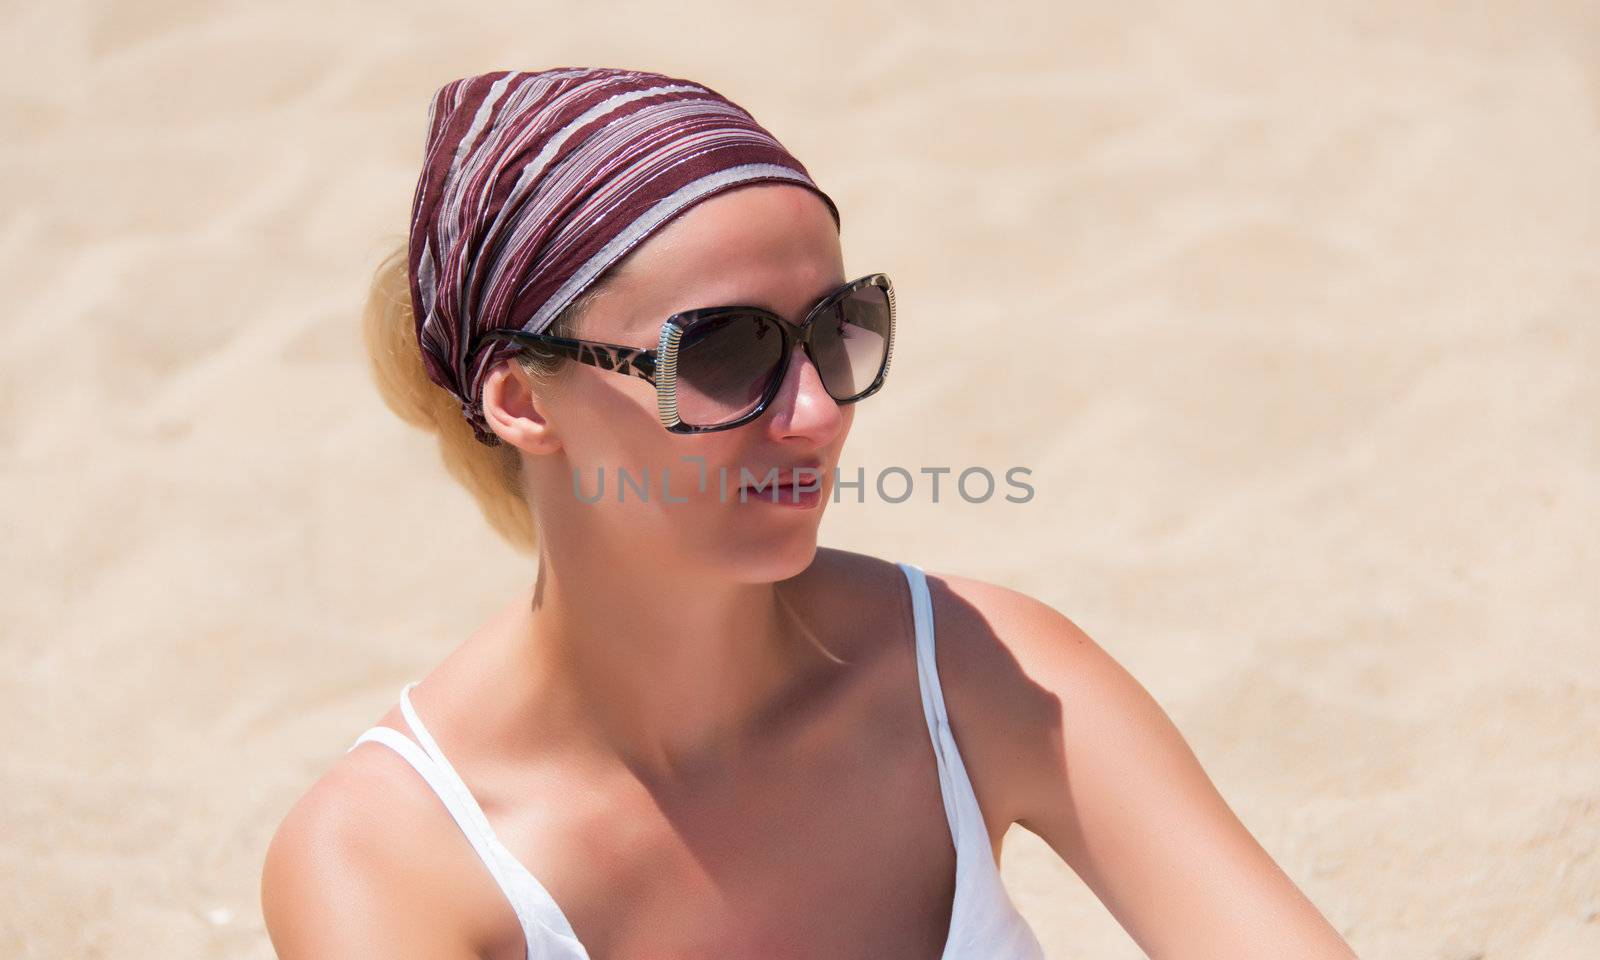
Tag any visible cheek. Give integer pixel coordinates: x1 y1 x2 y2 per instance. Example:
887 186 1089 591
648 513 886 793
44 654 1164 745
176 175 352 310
832 403 856 451
556 389 740 506
658 432 747 504
553 374 663 463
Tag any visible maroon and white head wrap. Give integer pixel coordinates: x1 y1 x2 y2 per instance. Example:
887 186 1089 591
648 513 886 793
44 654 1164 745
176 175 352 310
405 67 842 446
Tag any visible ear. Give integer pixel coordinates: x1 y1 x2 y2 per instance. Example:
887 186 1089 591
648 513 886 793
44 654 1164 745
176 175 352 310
480 361 563 454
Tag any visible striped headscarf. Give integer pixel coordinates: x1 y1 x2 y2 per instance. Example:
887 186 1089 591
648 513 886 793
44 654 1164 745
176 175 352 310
406 67 842 446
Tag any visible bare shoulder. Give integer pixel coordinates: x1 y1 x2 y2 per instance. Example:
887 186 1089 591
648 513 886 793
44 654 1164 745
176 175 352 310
911 567 1107 831
260 738 511 959
916 564 1205 845
793 551 1087 828
918 567 1358 958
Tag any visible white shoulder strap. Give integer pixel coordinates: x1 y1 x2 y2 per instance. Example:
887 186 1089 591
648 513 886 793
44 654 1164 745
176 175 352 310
346 722 529 907
896 561 1007 942
898 562 963 837
347 685 591 959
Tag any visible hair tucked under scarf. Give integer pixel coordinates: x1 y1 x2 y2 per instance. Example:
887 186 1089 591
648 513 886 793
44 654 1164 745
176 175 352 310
406 66 842 446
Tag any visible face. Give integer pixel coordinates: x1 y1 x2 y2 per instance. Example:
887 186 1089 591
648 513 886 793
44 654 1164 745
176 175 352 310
483 183 855 583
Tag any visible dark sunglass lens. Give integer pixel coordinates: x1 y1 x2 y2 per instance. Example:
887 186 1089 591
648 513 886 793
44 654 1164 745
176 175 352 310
674 312 786 427
810 284 891 400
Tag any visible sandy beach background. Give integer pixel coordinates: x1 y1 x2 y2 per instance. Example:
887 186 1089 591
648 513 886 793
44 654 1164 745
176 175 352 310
3 2 1596 957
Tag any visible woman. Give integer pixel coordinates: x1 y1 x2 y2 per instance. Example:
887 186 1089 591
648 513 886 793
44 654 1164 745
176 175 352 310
261 67 1357 959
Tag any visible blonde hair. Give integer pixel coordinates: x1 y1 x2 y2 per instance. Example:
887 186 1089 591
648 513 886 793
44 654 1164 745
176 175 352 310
359 239 610 554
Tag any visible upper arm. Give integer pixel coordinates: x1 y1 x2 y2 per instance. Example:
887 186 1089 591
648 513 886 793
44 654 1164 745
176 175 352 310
936 574 1357 960
261 763 484 960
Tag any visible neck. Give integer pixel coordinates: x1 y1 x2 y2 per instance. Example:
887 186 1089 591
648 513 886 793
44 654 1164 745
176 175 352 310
511 543 827 787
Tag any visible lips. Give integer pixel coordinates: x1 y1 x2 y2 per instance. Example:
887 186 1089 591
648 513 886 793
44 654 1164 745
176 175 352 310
740 462 825 491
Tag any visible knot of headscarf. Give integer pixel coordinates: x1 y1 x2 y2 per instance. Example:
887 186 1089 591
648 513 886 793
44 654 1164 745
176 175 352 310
405 67 842 446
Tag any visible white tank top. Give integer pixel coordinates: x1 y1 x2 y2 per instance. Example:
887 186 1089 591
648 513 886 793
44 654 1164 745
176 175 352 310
347 561 1046 959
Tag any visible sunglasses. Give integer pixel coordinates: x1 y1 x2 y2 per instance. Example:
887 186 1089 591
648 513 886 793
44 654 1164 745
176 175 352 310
482 273 895 434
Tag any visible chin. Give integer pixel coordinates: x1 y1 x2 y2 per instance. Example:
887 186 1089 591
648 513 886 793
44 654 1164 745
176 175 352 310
721 526 822 584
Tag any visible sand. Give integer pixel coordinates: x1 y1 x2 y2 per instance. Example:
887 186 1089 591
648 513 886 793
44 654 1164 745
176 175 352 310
2 2 1596 957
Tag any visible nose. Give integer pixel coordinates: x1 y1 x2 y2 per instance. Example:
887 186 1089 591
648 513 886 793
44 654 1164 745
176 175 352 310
763 340 846 441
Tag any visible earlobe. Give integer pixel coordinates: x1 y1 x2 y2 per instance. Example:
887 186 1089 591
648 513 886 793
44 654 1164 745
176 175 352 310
481 363 562 453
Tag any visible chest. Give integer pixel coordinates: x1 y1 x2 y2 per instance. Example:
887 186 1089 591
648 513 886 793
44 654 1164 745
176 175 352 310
484 701 973 959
